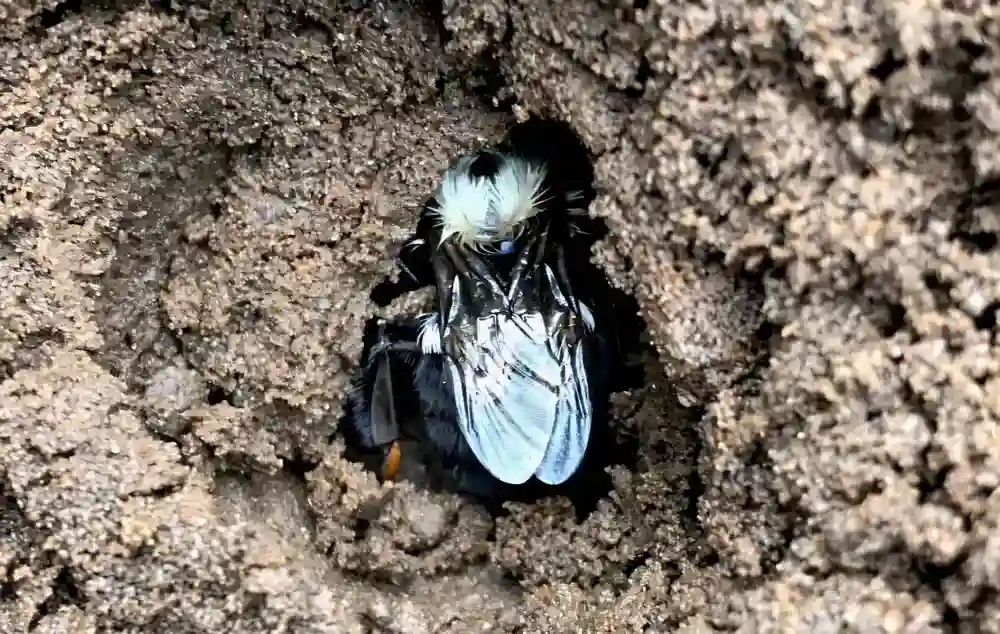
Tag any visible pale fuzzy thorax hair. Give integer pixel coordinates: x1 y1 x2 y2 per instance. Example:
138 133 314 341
429 153 548 250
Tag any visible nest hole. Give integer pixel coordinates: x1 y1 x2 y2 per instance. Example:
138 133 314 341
339 118 656 519
975 302 998 332
37 0 83 29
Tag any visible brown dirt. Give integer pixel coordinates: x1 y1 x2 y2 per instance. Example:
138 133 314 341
1 0 999 632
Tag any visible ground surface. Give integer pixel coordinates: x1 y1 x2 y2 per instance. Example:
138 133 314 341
2 0 999 632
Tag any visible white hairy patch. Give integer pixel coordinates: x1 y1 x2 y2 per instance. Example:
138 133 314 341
416 312 442 354
430 154 548 249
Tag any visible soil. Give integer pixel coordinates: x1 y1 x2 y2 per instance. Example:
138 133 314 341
2 0 999 632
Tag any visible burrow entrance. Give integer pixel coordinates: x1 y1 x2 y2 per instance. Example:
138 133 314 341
339 118 663 518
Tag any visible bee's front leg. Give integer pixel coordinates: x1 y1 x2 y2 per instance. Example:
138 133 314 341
371 226 436 307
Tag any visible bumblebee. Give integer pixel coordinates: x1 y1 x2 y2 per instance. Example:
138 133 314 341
346 122 634 500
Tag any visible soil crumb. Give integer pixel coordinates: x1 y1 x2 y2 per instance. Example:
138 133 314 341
2 0 1000 632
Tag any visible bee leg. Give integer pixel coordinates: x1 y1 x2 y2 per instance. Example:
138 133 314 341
372 268 429 307
371 209 438 307
347 320 424 482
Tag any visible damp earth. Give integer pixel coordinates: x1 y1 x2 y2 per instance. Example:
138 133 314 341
2 1 1000 632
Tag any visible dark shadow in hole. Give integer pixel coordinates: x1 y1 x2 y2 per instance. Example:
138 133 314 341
27 567 86 630
975 302 998 331
38 0 83 29
954 230 999 252
342 118 653 521
877 301 908 338
869 49 906 81
948 177 1000 252
623 56 652 100
420 0 452 46
206 384 232 406
730 257 779 366
922 271 953 311
753 318 780 351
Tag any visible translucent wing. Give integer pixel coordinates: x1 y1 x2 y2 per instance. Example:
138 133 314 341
446 311 592 485
534 338 592 484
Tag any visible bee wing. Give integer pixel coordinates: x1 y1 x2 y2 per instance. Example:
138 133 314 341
533 338 592 485
446 312 591 485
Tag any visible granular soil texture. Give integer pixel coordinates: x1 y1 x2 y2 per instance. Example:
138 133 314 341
1 0 999 632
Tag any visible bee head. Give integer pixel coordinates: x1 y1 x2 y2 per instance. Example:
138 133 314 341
429 149 549 252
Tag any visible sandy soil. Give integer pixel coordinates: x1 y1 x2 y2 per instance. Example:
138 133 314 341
2 0 999 632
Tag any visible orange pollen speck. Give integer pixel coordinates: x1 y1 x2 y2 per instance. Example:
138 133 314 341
381 441 402 481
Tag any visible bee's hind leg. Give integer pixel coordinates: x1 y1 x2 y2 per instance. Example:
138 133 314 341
345 318 424 482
